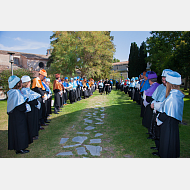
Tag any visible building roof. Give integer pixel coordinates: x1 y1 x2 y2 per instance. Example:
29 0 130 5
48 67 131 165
0 50 49 60
112 61 128 66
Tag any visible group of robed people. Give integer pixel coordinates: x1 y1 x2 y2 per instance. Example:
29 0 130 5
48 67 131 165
97 78 113 95
6 69 100 154
121 69 185 158
7 69 52 154
53 75 97 114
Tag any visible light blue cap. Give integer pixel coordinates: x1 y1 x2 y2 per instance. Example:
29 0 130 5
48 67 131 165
135 77 138 80
77 76 79 79
70 78 73 80
74 77 77 80
80 78 83 80
65 77 68 80
161 69 173 77
166 71 181 85
8 75 20 89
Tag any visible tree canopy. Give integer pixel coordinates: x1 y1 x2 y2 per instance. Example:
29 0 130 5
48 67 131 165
128 41 147 78
146 31 190 94
47 31 115 79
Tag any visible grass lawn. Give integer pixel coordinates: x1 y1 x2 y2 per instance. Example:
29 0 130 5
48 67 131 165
0 88 190 158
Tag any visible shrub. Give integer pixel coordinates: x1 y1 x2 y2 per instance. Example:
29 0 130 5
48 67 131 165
0 69 34 96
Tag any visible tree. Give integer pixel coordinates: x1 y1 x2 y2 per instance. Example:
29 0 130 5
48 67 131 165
168 31 190 94
138 41 147 73
47 31 115 79
112 57 120 63
146 31 182 75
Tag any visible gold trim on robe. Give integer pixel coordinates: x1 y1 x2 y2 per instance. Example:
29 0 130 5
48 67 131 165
32 77 45 90
53 80 62 91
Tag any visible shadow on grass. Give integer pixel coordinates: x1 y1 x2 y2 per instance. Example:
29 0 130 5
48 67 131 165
0 90 190 158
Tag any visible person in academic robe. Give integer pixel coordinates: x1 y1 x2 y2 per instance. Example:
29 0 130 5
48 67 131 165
60 78 65 107
76 76 81 101
21 75 41 142
73 77 78 102
31 69 48 129
110 79 113 90
7 75 29 154
129 78 136 100
82 79 88 99
45 78 52 116
150 69 172 154
141 71 160 139
104 78 111 95
140 71 150 118
115 80 119 90
134 76 140 104
86 80 92 97
42 77 50 123
68 78 75 103
63 77 69 105
120 79 124 91
156 71 184 158
98 80 104 95
79 78 84 100
53 74 62 114
124 79 128 94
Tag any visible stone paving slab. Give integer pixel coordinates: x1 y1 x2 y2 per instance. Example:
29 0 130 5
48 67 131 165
72 136 88 144
76 147 87 155
84 119 93 123
56 152 73 156
77 132 90 135
94 108 99 110
84 145 102 156
95 122 104 125
59 138 69 144
90 139 101 143
85 126 95 130
63 144 81 148
95 133 103 137
95 118 103 121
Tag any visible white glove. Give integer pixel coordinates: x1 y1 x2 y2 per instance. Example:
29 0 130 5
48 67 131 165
43 94 47 101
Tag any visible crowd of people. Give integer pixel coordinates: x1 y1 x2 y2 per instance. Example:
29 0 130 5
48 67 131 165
6 69 114 154
116 69 185 158
6 67 185 157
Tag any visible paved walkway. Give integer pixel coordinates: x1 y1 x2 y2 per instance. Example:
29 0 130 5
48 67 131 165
56 101 105 157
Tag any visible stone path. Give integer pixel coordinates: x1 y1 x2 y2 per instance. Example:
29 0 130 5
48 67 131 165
56 102 105 157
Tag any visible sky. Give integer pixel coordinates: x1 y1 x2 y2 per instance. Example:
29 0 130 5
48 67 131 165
0 31 151 61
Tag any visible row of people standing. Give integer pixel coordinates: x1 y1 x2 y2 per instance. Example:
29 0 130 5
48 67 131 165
7 69 100 154
97 78 113 95
122 69 184 158
7 69 52 154
53 75 97 114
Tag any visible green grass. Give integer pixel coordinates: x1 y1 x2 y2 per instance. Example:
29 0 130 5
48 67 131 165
0 88 190 158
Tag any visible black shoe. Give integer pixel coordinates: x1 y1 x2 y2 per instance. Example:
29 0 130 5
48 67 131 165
152 152 159 156
16 149 30 154
40 126 45 130
54 112 59 114
150 147 158 150
33 136 39 140
147 136 153 139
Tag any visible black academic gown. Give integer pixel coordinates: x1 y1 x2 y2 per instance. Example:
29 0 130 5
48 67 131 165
26 99 38 143
8 102 29 151
158 113 180 158
142 96 154 132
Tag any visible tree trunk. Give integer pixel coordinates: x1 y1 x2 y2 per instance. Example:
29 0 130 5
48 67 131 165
184 76 188 90
188 77 190 95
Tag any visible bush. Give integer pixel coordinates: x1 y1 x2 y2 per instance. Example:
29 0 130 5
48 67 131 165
0 69 34 96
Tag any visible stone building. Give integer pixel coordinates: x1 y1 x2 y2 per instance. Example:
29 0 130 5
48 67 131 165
0 49 50 72
112 61 129 79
